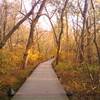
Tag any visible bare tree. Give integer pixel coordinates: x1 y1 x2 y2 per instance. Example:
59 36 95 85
91 0 100 64
79 0 88 63
55 0 69 65
0 0 40 49
22 0 47 68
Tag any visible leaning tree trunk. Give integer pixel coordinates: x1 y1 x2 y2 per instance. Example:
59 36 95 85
65 10 69 60
79 0 88 63
86 18 92 64
55 0 69 65
22 0 47 69
0 0 40 49
22 23 34 69
91 0 100 64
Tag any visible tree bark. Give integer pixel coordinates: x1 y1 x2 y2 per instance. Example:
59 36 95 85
79 0 88 63
0 0 40 49
86 18 92 64
91 0 100 64
55 0 69 65
22 0 47 69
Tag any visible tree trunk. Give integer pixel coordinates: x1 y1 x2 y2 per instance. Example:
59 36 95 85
22 0 47 69
55 0 69 65
22 23 34 69
65 10 69 60
0 0 40 49
86 18 92 64
91 0 100 64
79 0 88 63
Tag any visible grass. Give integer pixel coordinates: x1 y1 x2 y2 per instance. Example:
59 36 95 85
53 60 100 100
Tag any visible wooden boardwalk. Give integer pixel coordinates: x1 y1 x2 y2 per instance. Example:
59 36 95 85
12 59 69 100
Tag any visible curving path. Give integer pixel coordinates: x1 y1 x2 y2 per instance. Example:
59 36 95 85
12 59 69 100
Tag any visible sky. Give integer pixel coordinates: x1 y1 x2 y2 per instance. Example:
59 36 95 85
2 0 100 31
0 0 55 31
22 0 56 31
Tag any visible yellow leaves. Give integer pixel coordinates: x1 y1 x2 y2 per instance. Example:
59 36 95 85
0 48 23 74
29 53 39 61
28 49 40 62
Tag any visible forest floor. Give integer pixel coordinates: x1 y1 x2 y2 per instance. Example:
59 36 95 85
0 48 44 100
53 60 100 100
12 59 69 100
